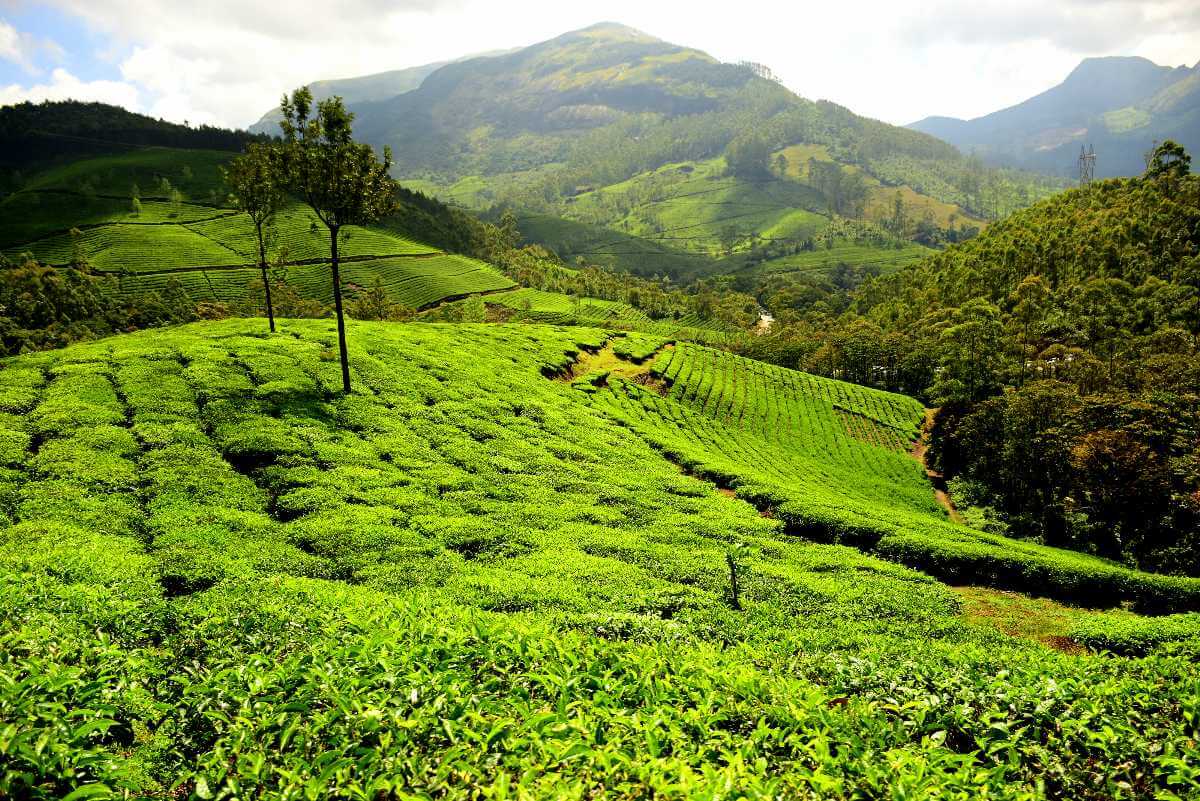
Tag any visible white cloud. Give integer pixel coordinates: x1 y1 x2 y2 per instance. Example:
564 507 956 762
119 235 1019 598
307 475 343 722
0 67 140 108
29 0 1200 128
0 20 21 66
0 17 65 73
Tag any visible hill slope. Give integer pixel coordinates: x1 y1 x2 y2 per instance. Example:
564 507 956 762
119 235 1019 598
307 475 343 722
741 169 1200 577
2 318 1199 797
0 100 263 179
909 56 1200 177
304 23 1060 277
0 144 515 309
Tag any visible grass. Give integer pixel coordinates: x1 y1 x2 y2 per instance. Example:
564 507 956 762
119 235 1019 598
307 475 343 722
514 213 705 278
1 318 1198 798
565 158 828 257
955 586 1100 651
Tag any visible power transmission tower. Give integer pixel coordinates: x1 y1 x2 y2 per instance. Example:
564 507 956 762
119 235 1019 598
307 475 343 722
1078 145 1096 187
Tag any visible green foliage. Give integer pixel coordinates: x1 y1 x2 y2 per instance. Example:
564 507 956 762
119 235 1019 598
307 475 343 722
724 133 771 180
222 143 284 264
1 319 1199 798
277 88 396 233
1 146 517 325
603 342 1200 611
1071 612 1200 656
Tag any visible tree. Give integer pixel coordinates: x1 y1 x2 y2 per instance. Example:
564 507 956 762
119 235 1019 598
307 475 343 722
1009 274 1050 385
276 87 396 393
717 225 741 257
931 298 1004 404
1070 428 1173 564
224 143 285 332
724 133 771 181
1144 140 1190 182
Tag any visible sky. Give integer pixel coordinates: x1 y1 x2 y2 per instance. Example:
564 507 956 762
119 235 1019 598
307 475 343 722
1 0 1198 130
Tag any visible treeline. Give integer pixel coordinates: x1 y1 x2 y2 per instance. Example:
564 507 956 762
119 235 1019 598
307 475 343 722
0 101 266 160
739 145 1200 575
0 254 210 355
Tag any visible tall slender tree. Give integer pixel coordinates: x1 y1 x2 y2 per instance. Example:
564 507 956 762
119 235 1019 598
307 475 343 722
275 87 396 393
223 143 284 332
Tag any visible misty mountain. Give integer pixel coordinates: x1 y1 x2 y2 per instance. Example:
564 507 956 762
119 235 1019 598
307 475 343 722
248 48 518 135
305 24 1010 206
909 56 1200 177
248 62 452 135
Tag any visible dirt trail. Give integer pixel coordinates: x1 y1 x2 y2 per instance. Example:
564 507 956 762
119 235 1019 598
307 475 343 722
911 408 964 524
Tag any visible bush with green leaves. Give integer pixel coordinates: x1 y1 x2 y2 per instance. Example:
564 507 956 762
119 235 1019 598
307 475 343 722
1 319 1198 799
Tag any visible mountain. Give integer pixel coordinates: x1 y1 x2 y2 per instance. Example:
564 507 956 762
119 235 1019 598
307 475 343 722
247 48 519 135
247 62 453 135
301 22 1059 278
909 56 1200 177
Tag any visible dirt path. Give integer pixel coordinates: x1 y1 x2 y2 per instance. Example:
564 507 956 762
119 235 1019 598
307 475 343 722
911 408 964 524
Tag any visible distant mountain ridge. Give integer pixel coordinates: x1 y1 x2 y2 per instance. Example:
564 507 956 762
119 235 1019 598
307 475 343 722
247 48 518 135
909 56 1200 177
248 63 452 134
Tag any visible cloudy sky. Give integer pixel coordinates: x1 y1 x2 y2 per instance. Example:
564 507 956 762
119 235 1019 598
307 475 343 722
1 0 1198 129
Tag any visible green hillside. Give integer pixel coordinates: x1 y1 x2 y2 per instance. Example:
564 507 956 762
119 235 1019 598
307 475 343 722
326 24 1061 279
2 318 1199 798
0 100 264 177
1 147 515 310
473 287 735 343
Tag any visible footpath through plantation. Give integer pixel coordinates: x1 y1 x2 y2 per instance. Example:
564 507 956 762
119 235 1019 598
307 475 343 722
2 319 1200 799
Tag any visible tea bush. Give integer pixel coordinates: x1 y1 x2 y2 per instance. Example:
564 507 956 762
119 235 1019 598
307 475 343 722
592 343 1200 612
1 319 1198 798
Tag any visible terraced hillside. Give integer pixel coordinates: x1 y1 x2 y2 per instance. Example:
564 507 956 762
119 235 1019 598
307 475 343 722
2 319 1198 798
0 148 515 309
596 344 1200 611
480 287 737 344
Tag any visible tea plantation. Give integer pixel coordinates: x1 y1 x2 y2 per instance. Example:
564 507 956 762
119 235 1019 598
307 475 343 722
0 148 514 309
482 288 735 344
2 318 1199 799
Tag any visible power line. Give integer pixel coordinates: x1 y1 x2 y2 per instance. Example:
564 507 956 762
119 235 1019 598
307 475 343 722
1078 145 1096 187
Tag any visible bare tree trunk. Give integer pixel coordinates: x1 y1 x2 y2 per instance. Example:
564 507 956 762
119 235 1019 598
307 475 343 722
726 553 741 610
330 226 351 394
257 221 275 333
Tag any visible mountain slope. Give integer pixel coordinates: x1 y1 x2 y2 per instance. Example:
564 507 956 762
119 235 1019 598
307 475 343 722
247 61 453 135
909 56 1200 177
2 318 1199 797
321 23 1057 278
